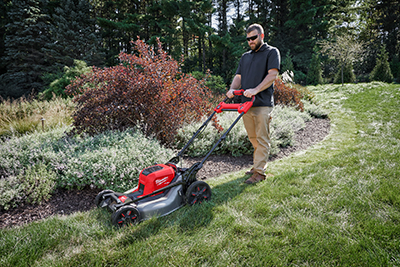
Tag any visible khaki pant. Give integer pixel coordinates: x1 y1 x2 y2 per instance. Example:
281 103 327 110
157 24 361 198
243 106 273 175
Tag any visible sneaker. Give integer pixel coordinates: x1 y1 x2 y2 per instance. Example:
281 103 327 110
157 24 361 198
244 172 266 184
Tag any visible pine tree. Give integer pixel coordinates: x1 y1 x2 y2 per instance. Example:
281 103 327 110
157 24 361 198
0 0 50 98
0 0 10 76
306 52 323 85
96 0 142 66
44 0 104 70
282 50 294 74
370 46 394 83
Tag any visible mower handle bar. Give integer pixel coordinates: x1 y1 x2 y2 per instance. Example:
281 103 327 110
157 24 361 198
168 89 254 164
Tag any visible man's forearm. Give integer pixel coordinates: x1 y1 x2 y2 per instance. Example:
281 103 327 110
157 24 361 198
254 69 279 93
230 75 241 90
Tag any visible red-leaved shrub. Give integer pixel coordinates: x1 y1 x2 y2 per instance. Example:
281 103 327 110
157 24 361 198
273 77 304 111
66 38 216 144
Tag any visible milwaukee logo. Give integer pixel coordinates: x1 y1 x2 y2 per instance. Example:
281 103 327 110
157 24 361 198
155 176 169 186
118 195 128 203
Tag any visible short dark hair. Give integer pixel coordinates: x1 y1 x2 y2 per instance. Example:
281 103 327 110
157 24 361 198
246 24 264 35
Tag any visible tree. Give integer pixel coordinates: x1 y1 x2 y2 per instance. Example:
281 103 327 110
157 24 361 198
277 0 357 84
281 50 294 74
370 45 393 83
307 52 323 85
43 0 104 69
0 0 50 98
319 35 363 86
0 0 10 76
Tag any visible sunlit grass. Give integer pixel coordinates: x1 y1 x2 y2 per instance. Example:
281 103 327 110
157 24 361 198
1 83 399 266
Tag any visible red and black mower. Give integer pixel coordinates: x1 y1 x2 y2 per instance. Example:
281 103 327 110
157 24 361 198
95 90 254 227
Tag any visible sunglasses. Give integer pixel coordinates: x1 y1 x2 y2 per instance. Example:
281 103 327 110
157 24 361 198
246 34 259 41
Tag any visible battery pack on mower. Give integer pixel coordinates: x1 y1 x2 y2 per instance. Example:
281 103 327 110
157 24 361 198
138 164 176 196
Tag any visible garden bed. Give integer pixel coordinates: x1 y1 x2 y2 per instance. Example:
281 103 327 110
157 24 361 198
0 118 330 229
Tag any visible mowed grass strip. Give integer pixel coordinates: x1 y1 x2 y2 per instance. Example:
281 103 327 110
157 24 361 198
1 83 399 266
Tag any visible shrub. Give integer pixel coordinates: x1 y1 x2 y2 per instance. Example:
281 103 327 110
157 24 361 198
176 112 253 157
66 38 216 145
334 63 356 84
294 84 316 103
306 53 323 85
269 105 312 154
0 126 174 197
40 60 92 100
274 77 304 111
303 100 329 118
54 128 174 190
191 71 227 95
175 105 311 157
370 46 394 83
0 163 56 210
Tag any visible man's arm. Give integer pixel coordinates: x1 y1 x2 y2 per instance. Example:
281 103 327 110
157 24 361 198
226 74 242 98
243 68 279 98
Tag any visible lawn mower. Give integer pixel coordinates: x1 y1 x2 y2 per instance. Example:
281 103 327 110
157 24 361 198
95 90 255 227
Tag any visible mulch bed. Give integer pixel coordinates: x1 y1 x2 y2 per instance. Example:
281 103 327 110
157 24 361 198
0 118 330 229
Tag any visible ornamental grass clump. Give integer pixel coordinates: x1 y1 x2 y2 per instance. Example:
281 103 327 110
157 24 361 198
0 95 74 138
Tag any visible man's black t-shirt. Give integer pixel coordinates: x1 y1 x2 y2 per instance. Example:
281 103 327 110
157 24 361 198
236 43 281 107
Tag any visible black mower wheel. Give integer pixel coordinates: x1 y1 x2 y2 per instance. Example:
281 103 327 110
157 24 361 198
186 181 212 205
111 205 141 227
95 190 115 208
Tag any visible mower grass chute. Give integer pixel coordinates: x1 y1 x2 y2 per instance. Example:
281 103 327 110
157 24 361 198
95 90 254 227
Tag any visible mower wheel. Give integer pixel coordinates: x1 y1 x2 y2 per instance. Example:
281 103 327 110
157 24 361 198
112 205 141 227
95 190 115 208
186 181 212 205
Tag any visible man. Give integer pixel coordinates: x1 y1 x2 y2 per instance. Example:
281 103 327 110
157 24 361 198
226 24 280 184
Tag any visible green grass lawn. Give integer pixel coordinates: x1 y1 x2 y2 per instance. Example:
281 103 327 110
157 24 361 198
1 82 399 266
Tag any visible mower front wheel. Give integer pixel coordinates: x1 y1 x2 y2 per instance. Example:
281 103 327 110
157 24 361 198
112 205 141 227
95 189 115 208
186 181 212 205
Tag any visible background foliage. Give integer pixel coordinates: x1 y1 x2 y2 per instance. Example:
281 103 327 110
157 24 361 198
1 0 400 99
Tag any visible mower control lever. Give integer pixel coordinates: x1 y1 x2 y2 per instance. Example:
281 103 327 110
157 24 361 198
215 89 255 114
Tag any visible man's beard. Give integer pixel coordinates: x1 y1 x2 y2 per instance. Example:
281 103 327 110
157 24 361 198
251 41 262 51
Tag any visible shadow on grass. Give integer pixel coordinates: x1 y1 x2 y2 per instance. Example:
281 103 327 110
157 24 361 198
110 174 251 244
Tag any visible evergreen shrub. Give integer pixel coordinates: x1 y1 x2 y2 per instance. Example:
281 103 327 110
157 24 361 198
270 105 312 150
191 71 227 95
66 38 216 145
303 100 329 118
41 60 92 100
370 46 394 83
306 53 323 85
334 63 356 84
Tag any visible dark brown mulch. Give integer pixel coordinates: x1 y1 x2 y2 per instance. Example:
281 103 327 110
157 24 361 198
0 118 330 229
